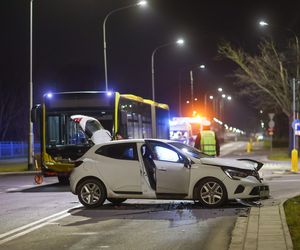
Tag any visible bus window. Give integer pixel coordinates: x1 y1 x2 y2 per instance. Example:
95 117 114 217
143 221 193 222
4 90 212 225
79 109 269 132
68 120 88 145
47 115 61 146
156 108 170 139
47 114 89 147
117 110 128 139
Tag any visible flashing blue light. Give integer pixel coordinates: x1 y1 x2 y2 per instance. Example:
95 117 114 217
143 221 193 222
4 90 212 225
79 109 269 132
46 92 53 98
107 91 112 96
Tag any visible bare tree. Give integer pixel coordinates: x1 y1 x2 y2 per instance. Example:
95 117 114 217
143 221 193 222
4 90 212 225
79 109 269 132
0 82 25 141
218 39 299 118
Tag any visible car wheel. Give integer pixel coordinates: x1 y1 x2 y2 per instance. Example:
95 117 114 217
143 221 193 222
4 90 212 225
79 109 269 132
77 179 106 208
107 198 127 205
57 175 69 185
195 177 227 208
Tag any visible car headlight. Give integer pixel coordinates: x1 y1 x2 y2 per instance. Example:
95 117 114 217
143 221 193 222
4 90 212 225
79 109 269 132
223 168 249 180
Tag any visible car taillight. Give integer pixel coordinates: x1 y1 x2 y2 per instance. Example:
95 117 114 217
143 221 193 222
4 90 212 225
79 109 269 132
74 160 83 168
72 118 82 123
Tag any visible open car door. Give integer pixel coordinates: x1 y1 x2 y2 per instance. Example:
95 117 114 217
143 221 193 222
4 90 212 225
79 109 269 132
146 140 190 195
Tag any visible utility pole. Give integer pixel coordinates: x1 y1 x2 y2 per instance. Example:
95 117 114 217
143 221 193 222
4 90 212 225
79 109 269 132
291 78 299 172
190 70 194 113
28 0 34 170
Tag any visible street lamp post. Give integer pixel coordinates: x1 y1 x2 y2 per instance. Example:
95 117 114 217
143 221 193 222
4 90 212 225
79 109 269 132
151 38 184 137
259 20 299 78
28 0 34 170
207 87 232 121
151 38 184 102
291 78 299 172
178 64 205 116
190 70 194 112
103 1 147 91
204 93 214 115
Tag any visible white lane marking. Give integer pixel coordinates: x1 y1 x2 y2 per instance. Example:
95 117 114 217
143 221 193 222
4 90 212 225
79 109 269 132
0 205 82 245
5 183 56 193
268 179 300 183
70 232 98 236
0 213 70 245
5 188 19 192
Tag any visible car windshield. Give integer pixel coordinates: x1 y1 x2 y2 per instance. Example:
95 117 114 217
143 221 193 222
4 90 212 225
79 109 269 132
168 141 210 159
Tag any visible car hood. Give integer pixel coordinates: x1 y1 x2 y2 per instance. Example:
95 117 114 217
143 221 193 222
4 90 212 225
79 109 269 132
199 157 259 171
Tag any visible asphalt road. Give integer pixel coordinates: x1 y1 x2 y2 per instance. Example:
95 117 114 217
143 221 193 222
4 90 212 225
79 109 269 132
0 141 299 250
0 176 247 250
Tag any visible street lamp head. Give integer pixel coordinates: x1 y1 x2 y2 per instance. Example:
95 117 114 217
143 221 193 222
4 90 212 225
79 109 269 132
209 95 214 100
218 87 223 92
222 94 226 98
259 20 269 27
199 64 206 69
176 38 185 46
137 0 147 6
227 96 232 100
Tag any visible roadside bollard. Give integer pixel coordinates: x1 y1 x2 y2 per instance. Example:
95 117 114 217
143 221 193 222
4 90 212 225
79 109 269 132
246 142 251 153
249 138 253 151
291 149 299 172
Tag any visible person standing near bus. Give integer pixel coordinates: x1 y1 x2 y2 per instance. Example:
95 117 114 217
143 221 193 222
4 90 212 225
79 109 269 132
194 125 220 156
114 131 124 140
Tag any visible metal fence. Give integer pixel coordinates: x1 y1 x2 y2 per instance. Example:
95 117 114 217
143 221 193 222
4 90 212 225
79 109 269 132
0 141 40 159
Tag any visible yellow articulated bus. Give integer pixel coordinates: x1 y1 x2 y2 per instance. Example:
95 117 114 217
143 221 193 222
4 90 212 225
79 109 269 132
31 91 170 183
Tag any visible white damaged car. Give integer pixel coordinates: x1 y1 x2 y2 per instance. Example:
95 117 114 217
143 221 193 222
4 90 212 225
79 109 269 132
70 139 269 208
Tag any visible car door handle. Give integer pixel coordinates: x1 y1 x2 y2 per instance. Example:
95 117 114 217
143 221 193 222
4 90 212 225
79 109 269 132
158 167 167 171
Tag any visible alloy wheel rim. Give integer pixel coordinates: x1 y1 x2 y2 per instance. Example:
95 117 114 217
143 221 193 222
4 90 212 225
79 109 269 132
200 181 223 205
81 183 101 205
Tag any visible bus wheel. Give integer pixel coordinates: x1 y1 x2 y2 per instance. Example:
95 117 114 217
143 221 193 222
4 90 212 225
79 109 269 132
34 175 43 184
57 176 69 185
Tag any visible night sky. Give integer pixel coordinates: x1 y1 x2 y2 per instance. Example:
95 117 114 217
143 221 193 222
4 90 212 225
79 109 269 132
2 0 300 139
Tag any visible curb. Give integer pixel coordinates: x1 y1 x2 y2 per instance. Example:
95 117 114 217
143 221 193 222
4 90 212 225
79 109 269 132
279 200 295 250
229 199 297 250
0 171 39 176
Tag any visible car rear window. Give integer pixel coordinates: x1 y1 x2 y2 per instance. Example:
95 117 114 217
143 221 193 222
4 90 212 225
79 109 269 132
95 143 138 161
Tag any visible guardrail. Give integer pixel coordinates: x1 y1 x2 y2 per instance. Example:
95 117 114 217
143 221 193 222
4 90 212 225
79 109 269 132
0 142 40 159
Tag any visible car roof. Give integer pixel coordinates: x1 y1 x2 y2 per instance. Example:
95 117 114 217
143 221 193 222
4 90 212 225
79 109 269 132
90 138 176 147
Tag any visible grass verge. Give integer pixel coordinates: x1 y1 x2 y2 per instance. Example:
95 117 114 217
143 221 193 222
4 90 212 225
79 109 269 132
267 148 290 161
284 196 300 249
0 163 28 172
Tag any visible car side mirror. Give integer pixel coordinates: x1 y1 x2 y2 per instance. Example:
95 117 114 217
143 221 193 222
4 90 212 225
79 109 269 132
183 157 192 169
88 138 94 146
31 104 41 123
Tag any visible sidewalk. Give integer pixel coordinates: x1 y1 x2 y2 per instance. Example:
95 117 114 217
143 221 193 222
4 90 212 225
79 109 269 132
229 204 293 250
228 145 297 250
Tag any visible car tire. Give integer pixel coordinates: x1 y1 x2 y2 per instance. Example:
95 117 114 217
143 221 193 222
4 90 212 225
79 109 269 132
57 175 69 185
77 178 107 208
195 177 227 208
107 198 127 205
